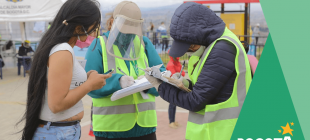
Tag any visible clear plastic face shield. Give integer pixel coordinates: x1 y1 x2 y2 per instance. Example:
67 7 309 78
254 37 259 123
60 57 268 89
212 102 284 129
107 15 144 60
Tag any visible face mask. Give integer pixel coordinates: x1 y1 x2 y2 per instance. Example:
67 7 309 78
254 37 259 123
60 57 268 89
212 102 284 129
186 46 206 57
187 46 206 78
75 27 96 48
185 52 194 56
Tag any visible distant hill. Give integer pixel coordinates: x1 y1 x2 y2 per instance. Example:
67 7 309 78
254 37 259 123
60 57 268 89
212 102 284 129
140 3 181 12
140 4 180 32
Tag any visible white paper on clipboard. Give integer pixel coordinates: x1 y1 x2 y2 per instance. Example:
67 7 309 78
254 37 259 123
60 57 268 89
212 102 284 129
111 77 153 101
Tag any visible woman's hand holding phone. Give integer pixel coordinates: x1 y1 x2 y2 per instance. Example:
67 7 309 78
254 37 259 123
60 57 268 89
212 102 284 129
87 70 96 79
86 71 112 91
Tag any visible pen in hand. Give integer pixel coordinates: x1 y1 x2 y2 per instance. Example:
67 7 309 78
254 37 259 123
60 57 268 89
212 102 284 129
117 67 128 76
179 61 185 79
118 67 136 83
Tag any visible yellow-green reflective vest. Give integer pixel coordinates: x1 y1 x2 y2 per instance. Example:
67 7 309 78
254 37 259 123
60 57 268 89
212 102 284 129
186 27 252 140
92 36 157 132
161 35 168 38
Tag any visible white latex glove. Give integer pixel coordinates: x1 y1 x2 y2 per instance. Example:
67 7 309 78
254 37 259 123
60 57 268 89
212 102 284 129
171 73 190 88
145 71 163 91
119 76 135 88
171 73 182 79
162 70 172 77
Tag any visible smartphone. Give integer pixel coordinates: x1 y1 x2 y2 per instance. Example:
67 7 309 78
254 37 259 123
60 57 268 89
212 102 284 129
104 69 114 75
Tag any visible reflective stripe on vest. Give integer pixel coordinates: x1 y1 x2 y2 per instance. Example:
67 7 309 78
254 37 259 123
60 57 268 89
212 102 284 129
188 36 247 124
93 102 156 115
99 36 116 72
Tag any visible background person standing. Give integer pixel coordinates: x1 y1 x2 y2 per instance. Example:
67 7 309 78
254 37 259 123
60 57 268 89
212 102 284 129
166 49 185 129
149 22 155 44
157 22 169 52
252 23 260 45
17 40 34 73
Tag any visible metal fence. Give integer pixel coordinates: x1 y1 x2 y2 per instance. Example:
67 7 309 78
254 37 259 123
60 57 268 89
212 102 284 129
146 32 189 71
147 32 268 71
238 35 268 60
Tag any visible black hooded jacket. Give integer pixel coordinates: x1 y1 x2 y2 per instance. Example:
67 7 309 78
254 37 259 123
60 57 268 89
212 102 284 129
158 2 237 112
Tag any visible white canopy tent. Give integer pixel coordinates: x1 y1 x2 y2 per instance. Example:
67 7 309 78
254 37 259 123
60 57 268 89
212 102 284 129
0 0 66 42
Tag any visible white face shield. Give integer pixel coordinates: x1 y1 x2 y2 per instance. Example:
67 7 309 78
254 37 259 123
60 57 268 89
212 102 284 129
107 15 144 60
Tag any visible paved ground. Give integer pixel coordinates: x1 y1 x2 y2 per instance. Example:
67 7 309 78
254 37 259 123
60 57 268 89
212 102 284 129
0 62 189 140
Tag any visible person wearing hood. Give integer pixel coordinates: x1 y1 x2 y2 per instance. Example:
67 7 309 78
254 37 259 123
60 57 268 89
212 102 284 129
166 49 185 129
145 2 252 140
84 1 165 140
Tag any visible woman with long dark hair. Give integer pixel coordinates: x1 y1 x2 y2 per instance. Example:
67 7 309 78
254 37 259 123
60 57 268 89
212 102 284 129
17 0 111 139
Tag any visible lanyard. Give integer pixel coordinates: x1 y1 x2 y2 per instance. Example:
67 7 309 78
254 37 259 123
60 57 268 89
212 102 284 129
120 45 139 76
130 60 139 76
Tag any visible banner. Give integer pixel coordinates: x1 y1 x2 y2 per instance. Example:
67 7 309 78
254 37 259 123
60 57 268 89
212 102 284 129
0 0 64 22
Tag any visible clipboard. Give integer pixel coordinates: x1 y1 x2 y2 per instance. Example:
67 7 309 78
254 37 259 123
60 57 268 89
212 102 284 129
111 77 153 101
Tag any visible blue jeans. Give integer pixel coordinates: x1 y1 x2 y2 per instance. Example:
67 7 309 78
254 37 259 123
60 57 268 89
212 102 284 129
18 58 32 70
168 104 176 123
33 121 81 140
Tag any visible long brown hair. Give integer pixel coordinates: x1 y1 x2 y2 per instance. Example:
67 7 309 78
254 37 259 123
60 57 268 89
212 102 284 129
106 14 114 31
